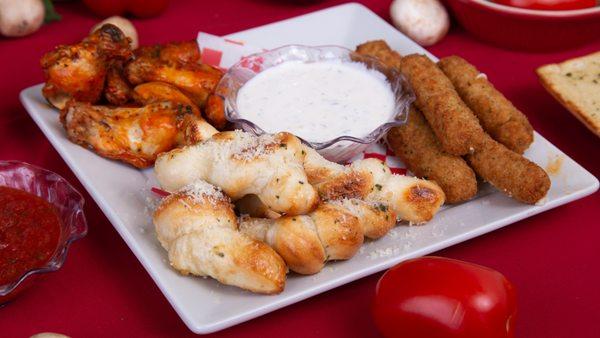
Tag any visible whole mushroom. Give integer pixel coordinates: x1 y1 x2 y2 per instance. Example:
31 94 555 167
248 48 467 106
389 0 450 46
30 333 71 338
0 0 45 37
91 16 139 49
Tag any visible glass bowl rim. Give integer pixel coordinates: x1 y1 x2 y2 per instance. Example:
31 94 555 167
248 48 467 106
217 44 415 149
0 160 88 297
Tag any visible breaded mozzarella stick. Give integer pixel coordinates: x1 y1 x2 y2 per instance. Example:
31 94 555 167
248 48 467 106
355 41 477 203
399 54 486 156
466 134 550 204
438 56 534 154
386 108 478 203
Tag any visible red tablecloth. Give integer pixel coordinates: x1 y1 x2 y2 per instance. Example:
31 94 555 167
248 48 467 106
0 1 598 337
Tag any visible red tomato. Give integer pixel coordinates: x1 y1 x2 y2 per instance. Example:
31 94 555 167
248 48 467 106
83 0 170 18
82 0 127 17
373 257 517 338
493 0 596 10
127 0 171 18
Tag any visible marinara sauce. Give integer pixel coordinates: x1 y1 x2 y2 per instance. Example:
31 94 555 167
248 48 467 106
0 186 61 286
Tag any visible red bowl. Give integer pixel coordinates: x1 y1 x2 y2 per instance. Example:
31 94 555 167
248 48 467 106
443 0 600 51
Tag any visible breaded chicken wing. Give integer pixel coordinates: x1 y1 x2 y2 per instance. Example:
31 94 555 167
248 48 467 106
41 24 132 109
60 100 215 168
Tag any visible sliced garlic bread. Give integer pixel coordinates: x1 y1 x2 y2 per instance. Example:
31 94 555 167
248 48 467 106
537 51 600 137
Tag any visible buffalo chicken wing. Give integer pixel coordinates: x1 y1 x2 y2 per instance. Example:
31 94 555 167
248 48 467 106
41 24 132 109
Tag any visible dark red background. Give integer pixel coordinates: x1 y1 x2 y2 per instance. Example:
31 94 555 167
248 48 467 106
0 1 598 337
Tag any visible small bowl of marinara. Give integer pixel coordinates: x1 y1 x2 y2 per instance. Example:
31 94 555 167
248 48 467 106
0 161 87 305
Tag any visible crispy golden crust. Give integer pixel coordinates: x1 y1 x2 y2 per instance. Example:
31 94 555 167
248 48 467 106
355 42 477 204
466 134 550 204
355 40 403 69
399 54 485 156
386 108 477 204
438 56 533 153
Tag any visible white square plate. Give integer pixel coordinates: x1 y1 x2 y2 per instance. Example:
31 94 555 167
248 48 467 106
20 3 598 334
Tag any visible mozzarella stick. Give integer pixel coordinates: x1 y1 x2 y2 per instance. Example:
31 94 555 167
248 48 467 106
466 134 550 204
355 41 477 204
386 108 478 204
438 56 534 154
356 40 403 69
399 54 486 155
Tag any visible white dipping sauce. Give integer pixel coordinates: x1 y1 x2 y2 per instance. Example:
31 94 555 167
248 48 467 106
236 60 396 143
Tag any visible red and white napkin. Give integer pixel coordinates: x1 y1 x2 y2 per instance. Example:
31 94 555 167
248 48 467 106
196 32 407 174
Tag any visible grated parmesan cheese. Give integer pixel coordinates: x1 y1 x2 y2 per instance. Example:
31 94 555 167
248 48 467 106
180 180 227 205
367 247 401 260
228 130 278 161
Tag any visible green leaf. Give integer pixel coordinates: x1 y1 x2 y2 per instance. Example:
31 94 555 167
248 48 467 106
43 0 61 23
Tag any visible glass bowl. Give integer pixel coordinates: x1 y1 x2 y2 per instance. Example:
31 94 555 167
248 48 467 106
216 45 415 163
0 161 87 305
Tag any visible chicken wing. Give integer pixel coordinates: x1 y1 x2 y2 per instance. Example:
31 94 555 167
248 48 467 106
125 49 222 108
60 100 214 168
205 93 227 129
104 61 133 105
41 24 132 109
135 40 201 65
132 81 200 116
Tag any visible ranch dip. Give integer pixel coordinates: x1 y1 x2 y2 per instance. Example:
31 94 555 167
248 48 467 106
236 60 396 143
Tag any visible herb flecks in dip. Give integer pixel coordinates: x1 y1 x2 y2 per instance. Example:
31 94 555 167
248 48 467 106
236 60 396 143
